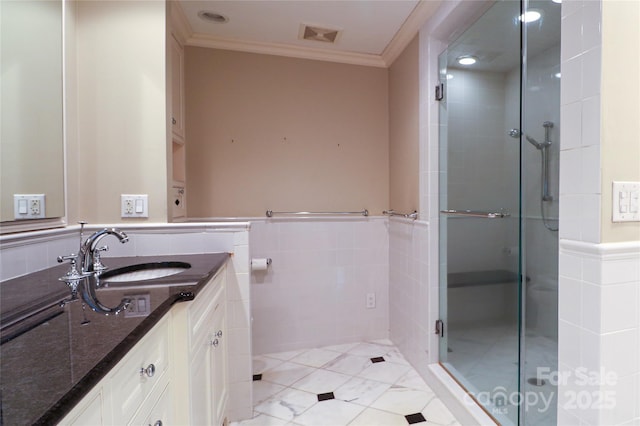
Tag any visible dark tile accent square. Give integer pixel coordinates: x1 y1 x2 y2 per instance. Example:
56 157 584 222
405 413 427 424
253 374 262 381
317 392 335 402
370 356 385 363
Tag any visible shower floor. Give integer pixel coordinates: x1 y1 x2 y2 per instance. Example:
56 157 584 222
231 340 461 426
445 321 558 426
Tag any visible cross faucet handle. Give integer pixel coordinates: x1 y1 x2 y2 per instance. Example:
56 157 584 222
93 246 109 271
57 254 91 284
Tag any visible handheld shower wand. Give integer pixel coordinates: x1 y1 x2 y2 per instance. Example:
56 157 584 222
508 122 558 231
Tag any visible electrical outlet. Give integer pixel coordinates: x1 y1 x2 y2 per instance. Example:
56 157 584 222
366 292 376 309
121 194 148 218
124 294 151 318
13 194 45 219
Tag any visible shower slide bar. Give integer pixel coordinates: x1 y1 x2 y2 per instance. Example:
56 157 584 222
383 209 418 220
440 209 510 219
266 209 369 217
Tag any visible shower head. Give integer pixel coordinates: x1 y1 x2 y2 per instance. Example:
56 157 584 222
508 129 521 138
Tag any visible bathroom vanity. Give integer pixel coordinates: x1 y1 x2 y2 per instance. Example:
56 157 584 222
0 252 230 425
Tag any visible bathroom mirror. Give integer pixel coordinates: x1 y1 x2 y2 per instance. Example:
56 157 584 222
0 0 65 225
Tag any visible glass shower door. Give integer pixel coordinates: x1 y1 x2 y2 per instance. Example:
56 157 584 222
437 1 523 424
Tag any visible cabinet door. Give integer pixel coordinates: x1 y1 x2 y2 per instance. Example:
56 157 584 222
210 302 228 426
189 341 213 426
170 34 184 139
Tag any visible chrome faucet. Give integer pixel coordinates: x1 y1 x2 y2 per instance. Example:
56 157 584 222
79 227 128 273
57 222 131 316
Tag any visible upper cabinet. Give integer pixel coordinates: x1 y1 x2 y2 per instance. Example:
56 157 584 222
170 34 185 140
168 4 187 220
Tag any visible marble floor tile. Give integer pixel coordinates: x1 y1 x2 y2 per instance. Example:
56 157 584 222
262 362 315 386
253 355 284 374
422 397 458 425
254 388 317 422
395 369 435 393
230 412 289 426
322 353 371 376
290 369 351 394
253 380 287 405
347 342 392 358
242 340 463 426
349 407 409 426
370 387 435 415
334 376 391 407
289 348 342 368
357 360 411 384
292 399 364 426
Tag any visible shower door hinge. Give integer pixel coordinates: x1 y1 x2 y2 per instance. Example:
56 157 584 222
435 83 444 101
435 319 444 337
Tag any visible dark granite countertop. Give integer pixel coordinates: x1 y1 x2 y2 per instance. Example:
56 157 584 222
0 252 229 425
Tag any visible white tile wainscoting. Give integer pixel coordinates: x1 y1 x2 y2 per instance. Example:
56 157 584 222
558 239 640 426
249 217 390 355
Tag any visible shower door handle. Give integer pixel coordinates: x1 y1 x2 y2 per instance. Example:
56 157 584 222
440 209 510 218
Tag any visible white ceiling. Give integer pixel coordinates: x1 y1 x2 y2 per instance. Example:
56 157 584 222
174 0 442 67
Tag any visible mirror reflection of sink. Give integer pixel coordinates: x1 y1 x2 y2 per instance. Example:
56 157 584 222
98 261 191 283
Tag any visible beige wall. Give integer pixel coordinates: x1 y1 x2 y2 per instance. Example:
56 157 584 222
389 35 420 214
185 48 389 217
600 0 640 243
71 0 167 224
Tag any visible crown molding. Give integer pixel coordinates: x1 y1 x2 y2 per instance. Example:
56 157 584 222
173 0 440 68
169 1 192 45
186 34 388 68
382 0 441 67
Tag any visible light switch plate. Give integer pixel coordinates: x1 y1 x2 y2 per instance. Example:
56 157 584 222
13 194 45 219
612 181 640 222
121 194 148 218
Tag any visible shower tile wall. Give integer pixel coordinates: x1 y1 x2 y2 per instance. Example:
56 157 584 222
250 218 389 355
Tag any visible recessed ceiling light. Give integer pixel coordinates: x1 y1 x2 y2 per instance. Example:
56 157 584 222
519 10 542 23
457 55 477 65
552 0 562 3
198 11 229 23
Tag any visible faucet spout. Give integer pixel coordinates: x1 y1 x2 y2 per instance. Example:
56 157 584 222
80 228 129 273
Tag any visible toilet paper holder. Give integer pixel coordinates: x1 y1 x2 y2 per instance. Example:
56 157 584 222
251 258 272 272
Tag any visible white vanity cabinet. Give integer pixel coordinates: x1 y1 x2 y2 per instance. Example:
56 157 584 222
58 315 171 426
172 266 229 426
58 265 229 426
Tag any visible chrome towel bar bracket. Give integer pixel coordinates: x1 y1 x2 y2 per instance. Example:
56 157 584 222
383 210 418 220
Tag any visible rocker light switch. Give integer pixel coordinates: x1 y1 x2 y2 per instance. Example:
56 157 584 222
612 182 640 222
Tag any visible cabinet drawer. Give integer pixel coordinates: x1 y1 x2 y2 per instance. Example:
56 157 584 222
109 316 169 424
127 377 171 426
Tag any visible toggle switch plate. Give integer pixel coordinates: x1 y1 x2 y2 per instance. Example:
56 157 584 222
121 194 148 218
612 181 640 222
13 194 45 219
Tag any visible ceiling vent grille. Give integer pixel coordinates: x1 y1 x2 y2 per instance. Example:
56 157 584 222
300 24 340 43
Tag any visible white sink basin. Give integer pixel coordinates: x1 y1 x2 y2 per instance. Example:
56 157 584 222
98 261 191 283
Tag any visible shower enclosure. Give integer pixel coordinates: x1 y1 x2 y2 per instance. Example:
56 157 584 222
437 1 560 425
